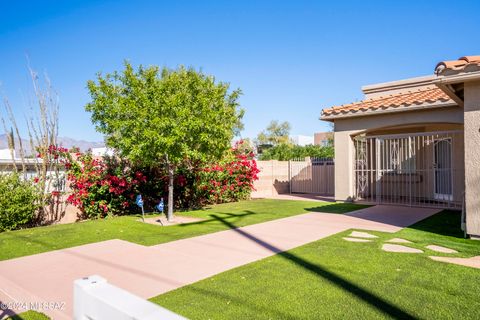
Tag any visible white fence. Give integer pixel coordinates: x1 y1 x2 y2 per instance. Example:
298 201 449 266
74 275 186 320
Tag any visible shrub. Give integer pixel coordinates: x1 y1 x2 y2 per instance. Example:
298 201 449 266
0 173 40 231
196 140 259 205
258 143 334 161
63 141 259 218
65 153 146 219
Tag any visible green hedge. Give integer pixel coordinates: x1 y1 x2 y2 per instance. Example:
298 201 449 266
0 173 40 231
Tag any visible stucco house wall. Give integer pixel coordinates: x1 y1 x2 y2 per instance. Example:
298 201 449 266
464 80 480 237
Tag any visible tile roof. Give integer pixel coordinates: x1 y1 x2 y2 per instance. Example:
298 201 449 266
435 55 480 75
322 87 453 118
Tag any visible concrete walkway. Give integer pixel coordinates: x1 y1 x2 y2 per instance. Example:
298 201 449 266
0 205 439 319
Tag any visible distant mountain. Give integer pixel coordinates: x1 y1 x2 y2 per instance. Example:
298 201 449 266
0 134 104 155
57 136 105 151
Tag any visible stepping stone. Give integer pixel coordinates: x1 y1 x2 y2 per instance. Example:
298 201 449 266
349 231 378 239
429 256 480 269
387 238 412 244
343 237 372 243
426 245 458 254
382 244 423 253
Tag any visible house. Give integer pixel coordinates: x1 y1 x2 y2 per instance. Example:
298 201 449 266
314 132 333 147
321 55 480 239
91 147 114 157
0 149 39 180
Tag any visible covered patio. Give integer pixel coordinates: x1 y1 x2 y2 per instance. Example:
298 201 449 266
353 125 464 209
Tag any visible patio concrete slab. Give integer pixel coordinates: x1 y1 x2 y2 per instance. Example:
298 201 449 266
343 237 373 242
387 238 413 244
0 205 439 319
382 244 423 253
429 255 480 269
426 245 458 254
349 231 378 238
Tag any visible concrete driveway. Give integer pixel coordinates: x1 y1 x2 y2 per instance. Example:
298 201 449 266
0 205 439 319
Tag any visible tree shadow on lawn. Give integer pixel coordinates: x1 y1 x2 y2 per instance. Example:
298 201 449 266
304 203 370 214
406 210 465 239
209 214 417 320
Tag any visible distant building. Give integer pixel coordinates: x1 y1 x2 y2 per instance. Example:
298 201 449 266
314 132 333 147
0 149 43 181
290 135 314 146
0 148 14 160
91 147 114 157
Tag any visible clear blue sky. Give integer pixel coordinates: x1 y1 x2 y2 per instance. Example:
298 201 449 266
1 0 479 142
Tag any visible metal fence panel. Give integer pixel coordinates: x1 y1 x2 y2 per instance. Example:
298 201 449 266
290 158 334 195
354 131 464 209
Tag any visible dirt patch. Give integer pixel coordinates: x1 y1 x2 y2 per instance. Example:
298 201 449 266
139 215 204 226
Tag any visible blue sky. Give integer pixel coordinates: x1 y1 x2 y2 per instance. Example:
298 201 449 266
1 0 479 142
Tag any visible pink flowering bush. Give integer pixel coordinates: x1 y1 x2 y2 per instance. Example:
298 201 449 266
65 153 146 218
59 140 258 219
195 140 259 205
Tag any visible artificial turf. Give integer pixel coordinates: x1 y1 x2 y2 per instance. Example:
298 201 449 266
4 311 50 320
0 199 365 261
151 210 480 319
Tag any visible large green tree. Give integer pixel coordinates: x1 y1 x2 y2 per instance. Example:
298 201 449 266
255 120 291 146
85 63 243 220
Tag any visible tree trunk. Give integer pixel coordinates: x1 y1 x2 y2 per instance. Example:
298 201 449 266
167 162 174 222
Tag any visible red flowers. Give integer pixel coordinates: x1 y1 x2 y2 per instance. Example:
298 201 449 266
196 140 259 205
63 139 259 217
64 152 145 218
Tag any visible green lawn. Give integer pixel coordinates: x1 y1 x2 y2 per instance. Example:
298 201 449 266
151 210 480 319
0 199 365 261
6 311 49 320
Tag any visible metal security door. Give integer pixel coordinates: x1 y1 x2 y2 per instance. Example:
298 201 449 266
434 139 453 201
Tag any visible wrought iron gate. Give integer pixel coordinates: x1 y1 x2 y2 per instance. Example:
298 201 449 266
354 131 464 208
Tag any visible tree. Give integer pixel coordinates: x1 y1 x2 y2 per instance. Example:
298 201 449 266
258 144 334 161
85 63 243 221
2 64 64 223
255 120 291 146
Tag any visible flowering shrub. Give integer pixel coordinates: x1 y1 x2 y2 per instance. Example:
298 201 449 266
65 153 146 218
58 140 258 219
196 140 259 205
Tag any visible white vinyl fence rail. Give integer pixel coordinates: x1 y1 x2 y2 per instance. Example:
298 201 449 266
74 275 186 320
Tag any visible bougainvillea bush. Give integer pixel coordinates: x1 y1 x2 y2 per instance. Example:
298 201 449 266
195 140 259 205
65 153 146 218
60 140 258 219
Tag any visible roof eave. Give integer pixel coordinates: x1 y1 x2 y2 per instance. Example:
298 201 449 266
320 101 458 121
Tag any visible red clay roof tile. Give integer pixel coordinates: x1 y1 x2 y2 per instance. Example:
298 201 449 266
435 55 480 75
322 88 452 118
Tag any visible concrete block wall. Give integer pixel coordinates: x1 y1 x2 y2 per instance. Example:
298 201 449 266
252 160 290 198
